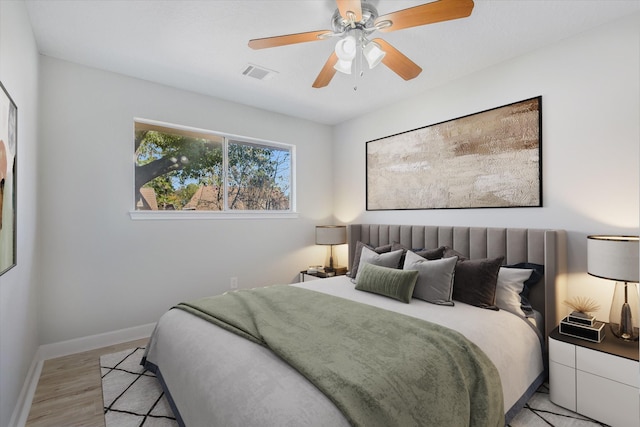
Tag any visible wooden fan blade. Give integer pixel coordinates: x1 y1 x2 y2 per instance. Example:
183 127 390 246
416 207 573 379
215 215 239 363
312 52 338 88
249 30 332 49
374 39 422 80
336 0 362 22
375 0 474 33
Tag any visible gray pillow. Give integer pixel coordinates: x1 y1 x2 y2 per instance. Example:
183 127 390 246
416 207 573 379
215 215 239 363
354 247 404 281
347 241 393 278
403 251 457 306
355 263 419 303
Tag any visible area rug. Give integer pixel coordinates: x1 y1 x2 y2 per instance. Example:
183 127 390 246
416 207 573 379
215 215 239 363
101 347 178 427
100 348 607 427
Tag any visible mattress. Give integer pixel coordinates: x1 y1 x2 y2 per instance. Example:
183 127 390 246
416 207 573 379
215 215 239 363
143 276 544 426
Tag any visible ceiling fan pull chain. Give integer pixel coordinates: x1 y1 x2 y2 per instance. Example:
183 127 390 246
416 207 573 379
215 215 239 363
353 33 360 91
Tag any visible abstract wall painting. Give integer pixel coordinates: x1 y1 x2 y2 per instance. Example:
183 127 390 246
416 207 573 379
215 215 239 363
367 97 542 210
0 81 17 276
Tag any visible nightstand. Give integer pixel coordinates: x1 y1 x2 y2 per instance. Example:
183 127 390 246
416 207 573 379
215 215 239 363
299 269 347 282
549 326 639 427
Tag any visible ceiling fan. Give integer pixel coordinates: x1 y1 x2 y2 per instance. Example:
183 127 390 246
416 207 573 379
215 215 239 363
248 0 475 88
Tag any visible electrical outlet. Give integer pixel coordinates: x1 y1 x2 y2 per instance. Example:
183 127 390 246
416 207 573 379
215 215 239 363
230 277 238 289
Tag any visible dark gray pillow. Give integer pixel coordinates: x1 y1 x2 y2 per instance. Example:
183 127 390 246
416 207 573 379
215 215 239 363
444 246 467 261
347 241 393 278
354 247 404 281
452 256 504 309
355 263 419 304
391 242 446 266
403 251 457 306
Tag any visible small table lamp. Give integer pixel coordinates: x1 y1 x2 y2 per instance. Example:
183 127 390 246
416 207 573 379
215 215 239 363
587 235 640 341
316 226 347 271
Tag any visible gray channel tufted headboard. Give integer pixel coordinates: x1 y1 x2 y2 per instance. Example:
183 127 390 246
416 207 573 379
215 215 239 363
347 224 567 345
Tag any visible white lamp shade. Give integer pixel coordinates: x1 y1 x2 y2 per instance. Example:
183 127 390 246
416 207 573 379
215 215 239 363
334 59 353 74
363 41 386 69
587 235 639 283
335 36 356 60
333 36 356 75
316 226 347 246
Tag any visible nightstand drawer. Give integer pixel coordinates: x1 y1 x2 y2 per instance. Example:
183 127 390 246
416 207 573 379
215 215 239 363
549 337 575 367
577 370 640 427
576 346 639 388
549 360 576 411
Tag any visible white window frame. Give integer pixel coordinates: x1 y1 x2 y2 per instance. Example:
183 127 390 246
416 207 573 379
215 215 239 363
129 118 297 220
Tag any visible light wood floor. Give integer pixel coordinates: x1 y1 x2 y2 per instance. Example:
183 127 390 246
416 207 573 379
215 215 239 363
25 338 149 427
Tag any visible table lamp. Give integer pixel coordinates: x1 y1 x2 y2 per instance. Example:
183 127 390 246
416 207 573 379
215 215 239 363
587 235 639 341
315 226 346 272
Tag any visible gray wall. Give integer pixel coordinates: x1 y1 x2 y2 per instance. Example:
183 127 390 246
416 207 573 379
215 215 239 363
36 56 335 344
0 1 40 426
332 13 640 323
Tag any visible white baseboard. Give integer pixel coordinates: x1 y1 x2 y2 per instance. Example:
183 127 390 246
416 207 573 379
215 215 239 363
8 356 43 427
9 322 156 427
37 322 155 361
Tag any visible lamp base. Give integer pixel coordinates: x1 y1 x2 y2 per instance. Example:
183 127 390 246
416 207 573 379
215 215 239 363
609 282 639 341
609 323 639 341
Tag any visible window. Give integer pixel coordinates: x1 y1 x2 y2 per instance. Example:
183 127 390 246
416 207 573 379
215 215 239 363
133 120 294 217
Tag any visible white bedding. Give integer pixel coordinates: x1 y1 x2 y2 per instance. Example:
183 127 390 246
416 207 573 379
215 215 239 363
144 276 544 426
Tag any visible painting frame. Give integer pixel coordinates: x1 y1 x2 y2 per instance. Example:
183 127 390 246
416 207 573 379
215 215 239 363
0 81 17 276
366 96 542 211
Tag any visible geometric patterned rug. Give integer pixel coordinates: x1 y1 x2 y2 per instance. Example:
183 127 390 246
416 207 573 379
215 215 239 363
100 348 608 427
508 384 608 427
100 347 178 427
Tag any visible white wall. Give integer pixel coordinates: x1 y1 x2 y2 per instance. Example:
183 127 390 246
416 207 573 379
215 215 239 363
333 13 640 323
0 1 40 426
37 57 334 344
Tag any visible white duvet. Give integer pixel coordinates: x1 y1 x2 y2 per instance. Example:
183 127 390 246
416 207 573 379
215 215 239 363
144 276 544 427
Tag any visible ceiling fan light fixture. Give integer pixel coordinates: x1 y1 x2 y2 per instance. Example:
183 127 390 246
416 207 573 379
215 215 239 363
363 41 385 69
333 35 357 74
335 36 357 59
334 59 354 74
248 0 475 88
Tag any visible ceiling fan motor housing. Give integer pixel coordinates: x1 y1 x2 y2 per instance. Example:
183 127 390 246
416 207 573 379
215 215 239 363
331 3 379 35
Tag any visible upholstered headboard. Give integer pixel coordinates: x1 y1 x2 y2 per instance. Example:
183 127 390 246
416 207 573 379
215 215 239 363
347 224 567 343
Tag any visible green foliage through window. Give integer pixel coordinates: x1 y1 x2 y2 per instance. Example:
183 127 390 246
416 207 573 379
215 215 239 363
134 121 293 212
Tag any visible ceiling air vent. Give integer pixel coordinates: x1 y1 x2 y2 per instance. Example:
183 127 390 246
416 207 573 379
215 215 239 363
241 64 277 81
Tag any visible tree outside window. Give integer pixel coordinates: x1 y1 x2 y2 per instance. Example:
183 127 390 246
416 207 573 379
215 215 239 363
134 121 292 212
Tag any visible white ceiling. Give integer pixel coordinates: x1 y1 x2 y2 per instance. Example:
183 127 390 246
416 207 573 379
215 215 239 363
25 0 640 125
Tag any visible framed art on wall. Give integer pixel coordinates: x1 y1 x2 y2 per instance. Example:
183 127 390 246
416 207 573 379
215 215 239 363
0 81 17 276
366 96 542 210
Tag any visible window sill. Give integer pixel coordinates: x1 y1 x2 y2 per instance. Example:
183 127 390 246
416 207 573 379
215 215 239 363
129 210 299 220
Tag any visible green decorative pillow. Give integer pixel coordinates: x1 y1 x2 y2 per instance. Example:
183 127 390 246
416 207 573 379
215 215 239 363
355 263 419 304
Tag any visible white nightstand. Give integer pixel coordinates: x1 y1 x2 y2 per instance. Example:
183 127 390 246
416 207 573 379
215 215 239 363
549 326 639 427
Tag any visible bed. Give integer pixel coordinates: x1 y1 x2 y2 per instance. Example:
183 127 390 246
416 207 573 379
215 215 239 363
143 224 567 426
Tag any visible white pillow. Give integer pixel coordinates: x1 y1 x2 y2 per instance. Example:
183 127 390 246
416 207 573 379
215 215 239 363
354 247 404 281
403 251 457 306
495 267 534 316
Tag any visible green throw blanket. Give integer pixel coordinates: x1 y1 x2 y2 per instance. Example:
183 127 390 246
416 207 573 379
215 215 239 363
175 285 504 427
